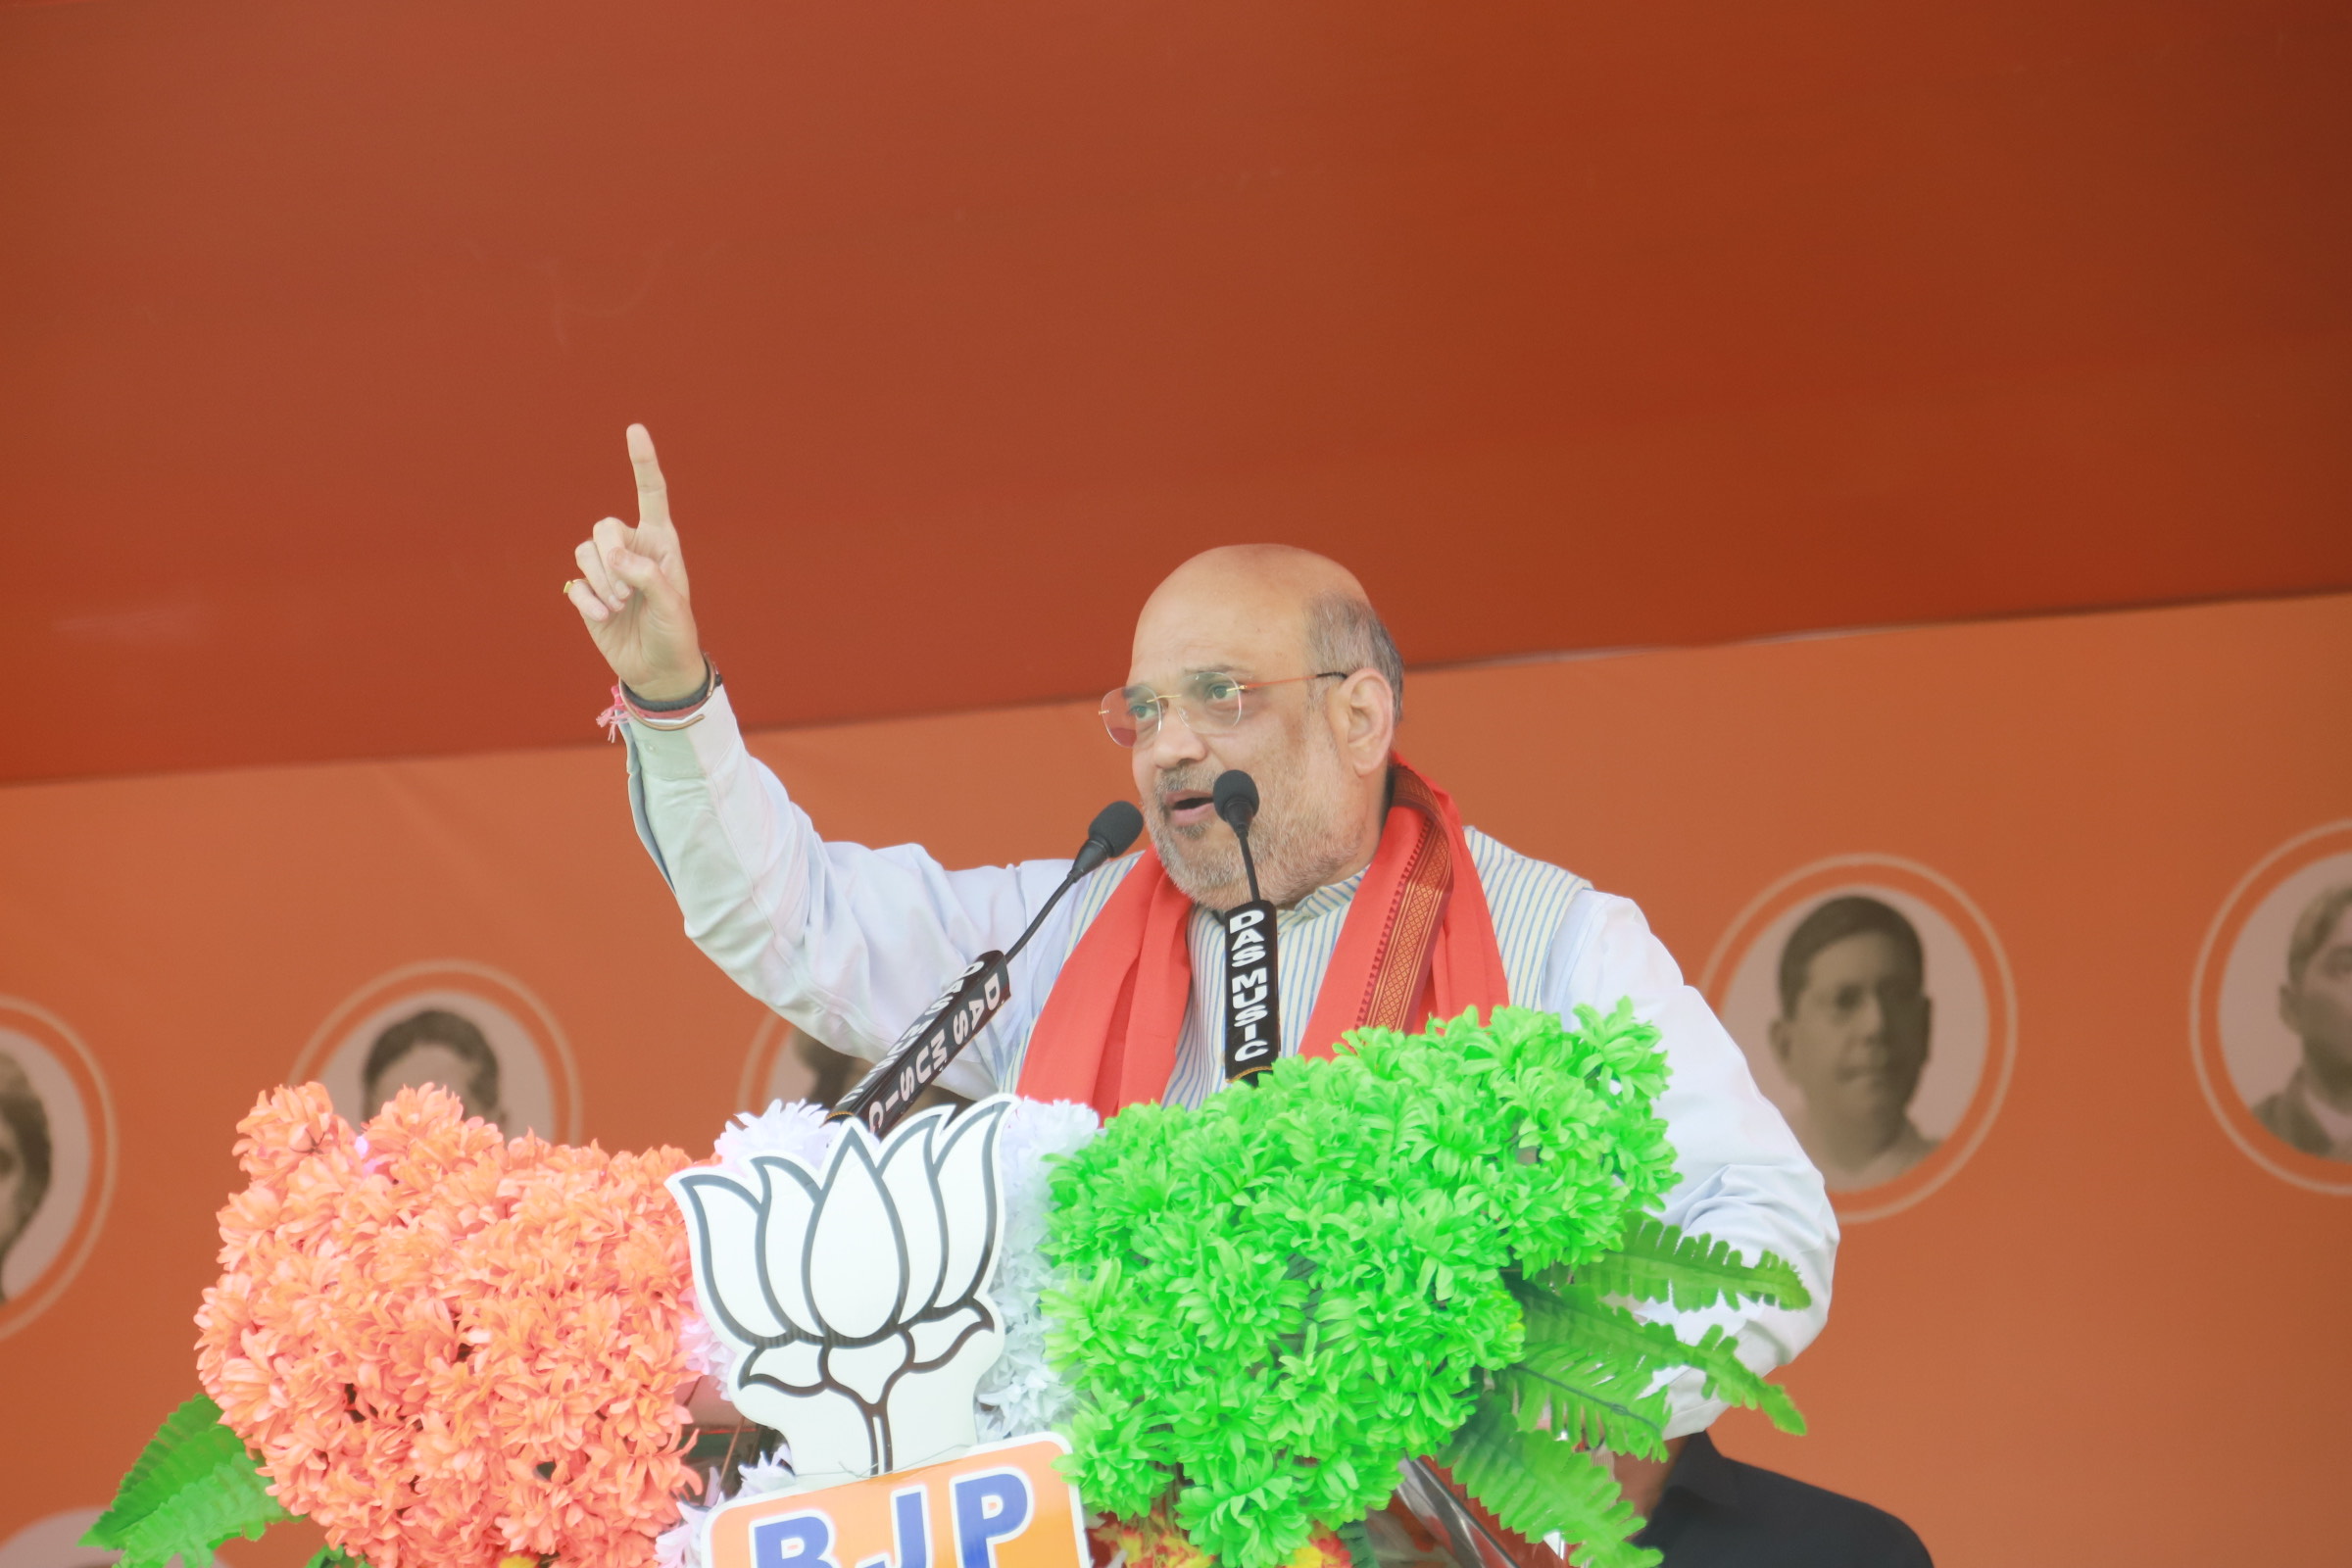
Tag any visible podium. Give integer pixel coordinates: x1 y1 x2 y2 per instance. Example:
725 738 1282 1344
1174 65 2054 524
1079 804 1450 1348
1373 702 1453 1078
96 1005 1811 1568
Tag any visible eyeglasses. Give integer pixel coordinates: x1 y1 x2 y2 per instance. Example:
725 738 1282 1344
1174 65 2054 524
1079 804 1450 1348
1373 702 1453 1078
1100 670 1349 748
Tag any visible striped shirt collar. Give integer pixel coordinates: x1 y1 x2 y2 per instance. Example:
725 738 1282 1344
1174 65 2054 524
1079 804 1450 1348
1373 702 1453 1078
1280 865 1367 923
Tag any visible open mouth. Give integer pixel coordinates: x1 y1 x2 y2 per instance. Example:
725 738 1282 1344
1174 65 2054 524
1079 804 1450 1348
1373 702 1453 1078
1161 791 1216 828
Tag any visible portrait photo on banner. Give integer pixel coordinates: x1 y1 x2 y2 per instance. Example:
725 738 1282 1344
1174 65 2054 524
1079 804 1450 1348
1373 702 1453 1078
0 1505 215 1568
1703 858 2015 1223
737 1013 965 1118
0 1000 115 1339
290 962 580 1142
2194 821 2352 1194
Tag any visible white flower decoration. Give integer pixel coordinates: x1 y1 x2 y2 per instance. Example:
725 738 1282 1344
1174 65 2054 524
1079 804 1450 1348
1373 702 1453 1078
669 1097 1011 1483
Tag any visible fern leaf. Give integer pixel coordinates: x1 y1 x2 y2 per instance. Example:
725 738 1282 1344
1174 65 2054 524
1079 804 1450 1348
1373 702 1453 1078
1517 1281 1706 1375
1496 1348 1671 1461
1577 1218 1811 1313
1436 1395 1658 1568
84 1396 294 1568
1662 1324 1807 1437
1522 1284 1806 1437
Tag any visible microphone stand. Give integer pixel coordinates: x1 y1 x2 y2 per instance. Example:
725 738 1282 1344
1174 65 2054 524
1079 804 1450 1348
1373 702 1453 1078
829 801 1143 1136
1213 771 1278 1085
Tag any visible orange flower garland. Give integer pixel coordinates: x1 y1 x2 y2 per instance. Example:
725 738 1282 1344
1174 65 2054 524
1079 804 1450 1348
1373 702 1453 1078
196 1084 699 1568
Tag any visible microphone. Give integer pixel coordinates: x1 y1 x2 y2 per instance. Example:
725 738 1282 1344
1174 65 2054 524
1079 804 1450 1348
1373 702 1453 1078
1211 770 1278 1086
1213 770 1262 903
1038 801 1145 935
830 798 1146 1136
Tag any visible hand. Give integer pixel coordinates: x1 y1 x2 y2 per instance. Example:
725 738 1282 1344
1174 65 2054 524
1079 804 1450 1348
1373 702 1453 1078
1611 1436 1687 1520
565 424 707 701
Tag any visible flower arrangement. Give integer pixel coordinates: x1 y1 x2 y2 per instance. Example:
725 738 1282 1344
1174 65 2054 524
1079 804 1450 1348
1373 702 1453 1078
1044 1004 1808 1568
1093 1492 1354 1568
192 1084 697 1568
95 1002 1806 1568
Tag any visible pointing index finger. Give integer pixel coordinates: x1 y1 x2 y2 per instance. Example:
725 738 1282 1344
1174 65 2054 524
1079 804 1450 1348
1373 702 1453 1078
626 422 671 531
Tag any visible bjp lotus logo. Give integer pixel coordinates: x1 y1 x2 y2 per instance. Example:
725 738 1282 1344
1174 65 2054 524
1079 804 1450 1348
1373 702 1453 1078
669 1098 1010 1482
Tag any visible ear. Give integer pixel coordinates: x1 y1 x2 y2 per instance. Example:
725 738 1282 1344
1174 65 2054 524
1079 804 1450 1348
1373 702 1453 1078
1768 1015 1792 1065
2279 982 2303 1038
1331 669 1396 777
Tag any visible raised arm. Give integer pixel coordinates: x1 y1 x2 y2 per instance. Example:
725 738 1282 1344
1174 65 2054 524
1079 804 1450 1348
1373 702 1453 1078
565 423 710 702
567 427 1057 1090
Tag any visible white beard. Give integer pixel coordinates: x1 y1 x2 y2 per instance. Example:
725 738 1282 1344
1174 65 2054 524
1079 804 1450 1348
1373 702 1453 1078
1147 730 1358 911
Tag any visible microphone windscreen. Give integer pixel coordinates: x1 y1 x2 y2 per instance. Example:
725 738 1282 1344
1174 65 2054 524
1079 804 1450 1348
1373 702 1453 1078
1212 769 1260 829
1089 800 1144 858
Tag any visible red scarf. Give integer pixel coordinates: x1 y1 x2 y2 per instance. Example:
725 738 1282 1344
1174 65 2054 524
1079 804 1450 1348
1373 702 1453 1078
1016 760 1509 1117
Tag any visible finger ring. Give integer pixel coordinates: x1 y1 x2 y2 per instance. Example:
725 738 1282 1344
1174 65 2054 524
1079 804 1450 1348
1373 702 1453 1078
562 579 581 597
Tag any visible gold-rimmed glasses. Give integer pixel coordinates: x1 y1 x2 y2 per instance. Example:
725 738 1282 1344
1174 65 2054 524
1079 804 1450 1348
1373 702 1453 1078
1100 670 1349 748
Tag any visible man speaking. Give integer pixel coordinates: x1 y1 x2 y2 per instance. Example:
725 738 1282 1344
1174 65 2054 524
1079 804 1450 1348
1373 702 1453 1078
564 426 1837 1483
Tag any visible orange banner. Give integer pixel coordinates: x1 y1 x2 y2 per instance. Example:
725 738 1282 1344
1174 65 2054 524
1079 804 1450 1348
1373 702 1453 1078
1 592 2347 1568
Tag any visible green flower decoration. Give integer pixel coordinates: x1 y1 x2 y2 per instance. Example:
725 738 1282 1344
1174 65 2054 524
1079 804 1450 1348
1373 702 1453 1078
1044 1003 1808 1568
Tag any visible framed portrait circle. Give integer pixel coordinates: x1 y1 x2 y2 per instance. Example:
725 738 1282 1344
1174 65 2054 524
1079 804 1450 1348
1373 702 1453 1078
738 1013 861 1115
291 961 581 1142
0 1507 222 1568
1700 856 2017 1224
0 999 118 1342
2190 820 2352 1195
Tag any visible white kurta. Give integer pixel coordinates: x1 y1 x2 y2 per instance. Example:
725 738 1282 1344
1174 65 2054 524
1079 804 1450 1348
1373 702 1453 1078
623 686 1838 1438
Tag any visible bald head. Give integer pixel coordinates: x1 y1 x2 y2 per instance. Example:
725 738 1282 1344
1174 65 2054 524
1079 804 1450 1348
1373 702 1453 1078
1141 544 1366 628
1123 545 1404 909
1133 546 1402 723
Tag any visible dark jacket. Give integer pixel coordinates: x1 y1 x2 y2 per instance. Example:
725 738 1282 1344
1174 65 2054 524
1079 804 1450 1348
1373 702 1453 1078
1634 1432 1932 1567
2253 1065 2351 1159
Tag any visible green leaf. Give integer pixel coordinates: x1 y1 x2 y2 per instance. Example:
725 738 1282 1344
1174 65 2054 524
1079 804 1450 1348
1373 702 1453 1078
303 1547 365 1568
1496 1348 1671 1461
1525 1284 1805 1438
84 1396 295 1568
1576 1217 1811 1313
1435 1395 1658 1568
1664 1325 1807 1437
88 1398 237 1539
1517 1281 1703 1374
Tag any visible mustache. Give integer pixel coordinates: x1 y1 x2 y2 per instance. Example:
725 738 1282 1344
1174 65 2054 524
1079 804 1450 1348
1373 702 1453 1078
1151 764 1222 808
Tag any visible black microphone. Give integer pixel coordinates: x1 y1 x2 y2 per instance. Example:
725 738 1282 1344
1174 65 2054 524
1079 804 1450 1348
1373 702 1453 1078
1212 769 1278 1086
1213 770 1263 903
830 798 1146 1135
1039 800 1146 933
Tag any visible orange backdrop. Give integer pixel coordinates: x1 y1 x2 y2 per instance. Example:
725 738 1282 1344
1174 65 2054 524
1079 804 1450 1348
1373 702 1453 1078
4 0 2348 783
2 591 2348 1566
